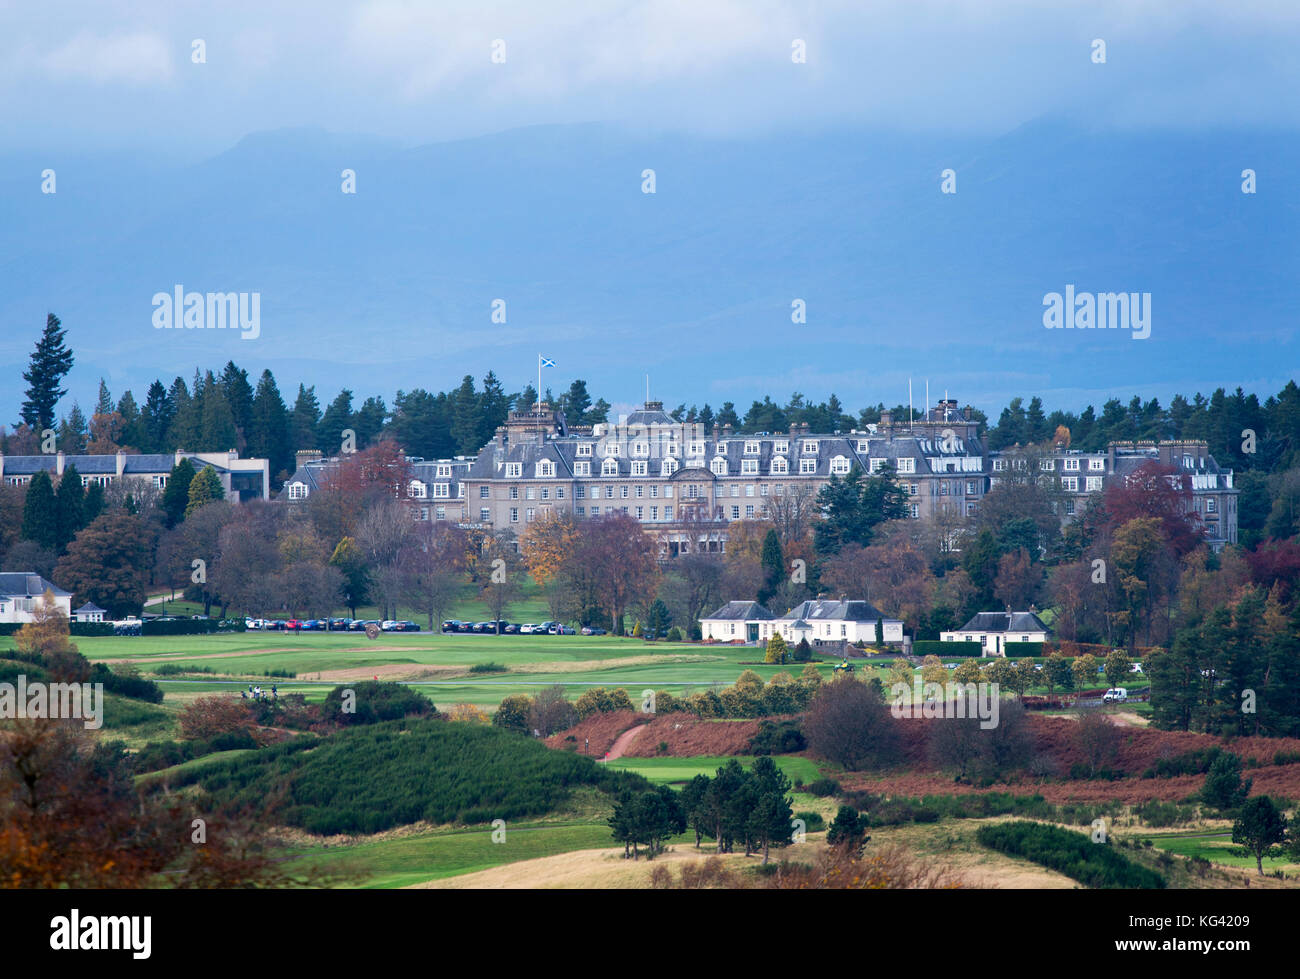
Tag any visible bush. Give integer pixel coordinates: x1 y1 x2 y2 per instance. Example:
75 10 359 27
803 678 901 770
807 777 841 798
792 638 812 663
976 821 1165 889
469 662 508 674
320 681 435 726
748 720 808 755
665 626 685 642
796 810 825 832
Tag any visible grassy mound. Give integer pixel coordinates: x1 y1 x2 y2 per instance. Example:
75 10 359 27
175 717 648 835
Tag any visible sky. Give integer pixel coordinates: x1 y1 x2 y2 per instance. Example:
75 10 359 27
6 1 1300 155
1 2 1298 422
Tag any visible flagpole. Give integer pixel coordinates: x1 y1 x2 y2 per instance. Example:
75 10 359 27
537 354 541 419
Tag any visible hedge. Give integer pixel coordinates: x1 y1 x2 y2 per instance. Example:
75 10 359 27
0 621 114 637
913 640 983 658
141 619 245 635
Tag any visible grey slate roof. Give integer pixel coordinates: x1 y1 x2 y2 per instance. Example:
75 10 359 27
702 601 775 621
956 611 1050 634
779 599 897 623
0 573 71 598
1 453 231 475
284 456 472 497
74 602 106 613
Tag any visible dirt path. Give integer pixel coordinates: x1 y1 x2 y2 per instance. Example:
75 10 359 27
605 724 648 760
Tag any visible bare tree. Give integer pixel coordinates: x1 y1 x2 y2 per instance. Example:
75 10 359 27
767 482 818 548
401 522 469 630
357 498 415 619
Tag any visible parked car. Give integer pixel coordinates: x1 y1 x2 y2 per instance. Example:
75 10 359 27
457 621 476 633
1102 688 1129 704
245 617 260 630
581 626 607 636
442 620 462 634
329 618 352 630
557 625 576 635
1129 663 1145 674
503 623 520 634
265 619 286 631
397 620 421 632
519 624 536 634
285 619 303 631
536 621 557 635
380 620 399 631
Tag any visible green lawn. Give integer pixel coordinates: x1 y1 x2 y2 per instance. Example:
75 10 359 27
607 754 822 786
284 821 622 888
1147 830 1298 873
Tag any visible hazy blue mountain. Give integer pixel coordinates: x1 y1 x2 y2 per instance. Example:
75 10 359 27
1 119 1295 418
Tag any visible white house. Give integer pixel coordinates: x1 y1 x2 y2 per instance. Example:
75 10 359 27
700 601 776 642
761 599 904 647
73 602 106 623
941 610 1050 656
0 573 73 624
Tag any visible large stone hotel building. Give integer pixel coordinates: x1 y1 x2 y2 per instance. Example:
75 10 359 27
284 396 1238 554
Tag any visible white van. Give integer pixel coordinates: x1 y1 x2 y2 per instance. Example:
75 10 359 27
1103 688 1128 704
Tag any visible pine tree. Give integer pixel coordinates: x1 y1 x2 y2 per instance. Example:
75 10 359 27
54 464 86 552
116 390 142 449
161 458 197 528
21 314 75 432
249 370 292 481
219 361 254 446
318 389 355 454
759 529 784 604
185 465 225 517
83 481 106 525
291 384 321 452
198 372 238 450
142 380 174 452
57 402 88 454
167 377 201 449
21 470 59 551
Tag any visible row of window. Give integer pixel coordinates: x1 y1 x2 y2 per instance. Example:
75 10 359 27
992 457 1106 472
504 452 922 479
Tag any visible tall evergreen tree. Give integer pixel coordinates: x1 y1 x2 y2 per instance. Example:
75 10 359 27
219 361 254 447
318 389 355 454
116 390 142 449
353 396 387 450
54 464 85 552
291 384 321 452
21 314 75 432
198 372 238 450
167 377 201 450
21 470 59 551
185 465 225 517
57 402 88 454
142 380 174 452
249 370 292 481
160 458 197 528
82 481 106 526
94 379 113 416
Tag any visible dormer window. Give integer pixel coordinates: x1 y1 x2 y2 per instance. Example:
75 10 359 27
574 461 591 477
631 442 649 457
605 443 620 457
288 482 309 500
741 459 759 475
602 458 619 476
744 440 760 455
688 440 704 456
856 440 868 453
897 457 915 474
505 463 522 478
409 480 428 498
716 443 728 455
802 440 818 455
771 457 788 475
632 461 648 476
576 443 593 457
829 456 850 475
774 440 788 454
661 458 678 476
535 460 555 478
710 457 728 476
433 483 450 499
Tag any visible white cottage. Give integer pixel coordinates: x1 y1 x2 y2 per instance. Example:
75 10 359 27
941 610 1050 656
761 599 904 647
0 573 73 624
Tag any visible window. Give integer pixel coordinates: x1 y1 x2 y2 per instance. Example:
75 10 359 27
620 485 629 498
541 488 549 499
557 487 565 499
591 506 600 515
510 508 519 522
605 486 615 498
908 483 918 496
602 459 619 476
745 485 755 497
510 486 519 500
576 486 585 499
1086 476 1103 492
744 440 760 455
288 482 308 500
505 463 522 478
635 506 644 519
1065 500 1076 516
433 483 450 498
800 458 817 474
710 457 728 476
1062 476 1078 492
576 443 592 457
741 459 758 475
774 440 788 454
745 505 754 518
1039 459 1055 471
479 485 490 499
649 485 658 498
435 506 445 520
1089 458 1105 471
409 480 427 498
631 441 649 458
526 508 535 522
662 457 678 476
1063 458 1080 471
664 486 673 498
435 464 452 478
993 459 1006 472
731 506 740 519
632 461 648 476
665 506 673 519
759 484 768 496
910 504 920 518
966 481 977 495
651 506 658 519
730 485 740 497
480 507 490 521
635 486 644 498
688 440 704 456
771 457 788 475
857 440 868 453
897 457 915 474
536 460 555 478
1207 497 1217 513
605 442 620 456
577 506 586 516
829 455 850 475
802 440 818 455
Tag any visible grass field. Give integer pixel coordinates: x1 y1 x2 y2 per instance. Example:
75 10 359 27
1147 830 1298 874
607 755 822 786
